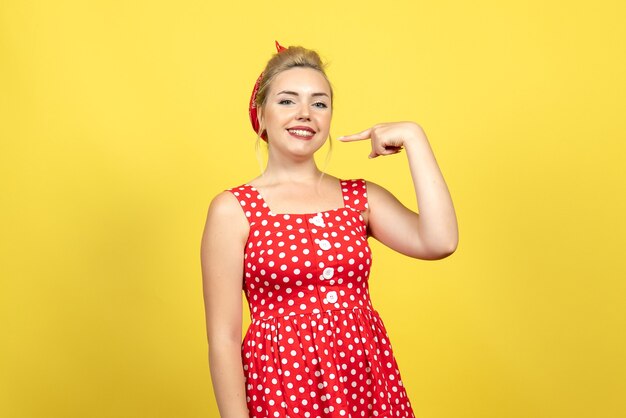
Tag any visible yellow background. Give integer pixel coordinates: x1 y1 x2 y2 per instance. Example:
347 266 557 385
1 1 625 417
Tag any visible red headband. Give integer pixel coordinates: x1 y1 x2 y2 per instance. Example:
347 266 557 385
249 40 288 141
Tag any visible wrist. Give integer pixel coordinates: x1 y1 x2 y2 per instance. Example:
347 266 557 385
403 124 428 149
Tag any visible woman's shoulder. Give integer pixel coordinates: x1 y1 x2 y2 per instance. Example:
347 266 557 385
359 179 407 214
206 187 248 225
201 189 249 251
340 177 379 196
343 178 401 210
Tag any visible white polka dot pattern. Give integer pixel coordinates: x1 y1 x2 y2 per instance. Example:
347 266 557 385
226 179 415 417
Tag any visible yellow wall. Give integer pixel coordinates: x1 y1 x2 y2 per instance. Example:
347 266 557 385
1 1 624 417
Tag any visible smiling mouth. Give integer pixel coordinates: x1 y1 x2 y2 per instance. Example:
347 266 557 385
287 128 315 138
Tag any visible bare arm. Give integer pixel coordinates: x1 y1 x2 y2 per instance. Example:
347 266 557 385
200 191 250 417
340 122 459 260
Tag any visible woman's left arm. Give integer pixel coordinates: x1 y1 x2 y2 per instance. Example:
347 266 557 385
338 121 458 260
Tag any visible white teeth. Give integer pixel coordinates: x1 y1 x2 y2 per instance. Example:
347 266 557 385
288 129 314 137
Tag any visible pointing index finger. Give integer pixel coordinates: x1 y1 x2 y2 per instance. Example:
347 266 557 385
337 128 372 141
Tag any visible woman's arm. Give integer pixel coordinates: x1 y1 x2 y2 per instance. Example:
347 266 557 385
339 122 458 260
200 191 250 417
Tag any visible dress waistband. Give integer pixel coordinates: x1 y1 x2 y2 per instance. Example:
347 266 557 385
249 305 378 325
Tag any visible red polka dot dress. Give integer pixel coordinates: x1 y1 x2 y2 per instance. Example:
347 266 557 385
226 178 416 418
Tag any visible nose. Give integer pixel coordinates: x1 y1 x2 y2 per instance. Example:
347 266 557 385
296 103 310 120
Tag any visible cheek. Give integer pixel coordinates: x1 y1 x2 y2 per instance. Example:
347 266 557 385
319 112 332 126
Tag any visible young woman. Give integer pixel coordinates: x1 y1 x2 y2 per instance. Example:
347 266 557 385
201 42 458 418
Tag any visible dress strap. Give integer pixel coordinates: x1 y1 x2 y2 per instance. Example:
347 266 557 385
341 178 369 211
225 183 270 225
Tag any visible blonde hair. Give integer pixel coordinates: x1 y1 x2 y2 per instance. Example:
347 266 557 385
253 45 334 186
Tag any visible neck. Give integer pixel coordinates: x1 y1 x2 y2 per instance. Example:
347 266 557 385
261 151 323 185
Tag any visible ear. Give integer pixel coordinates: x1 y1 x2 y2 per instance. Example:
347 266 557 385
257 108 265 134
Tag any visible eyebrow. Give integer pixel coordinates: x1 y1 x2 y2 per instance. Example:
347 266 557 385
276 90 330 98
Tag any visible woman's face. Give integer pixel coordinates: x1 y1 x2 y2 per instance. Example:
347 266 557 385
260 67 332 157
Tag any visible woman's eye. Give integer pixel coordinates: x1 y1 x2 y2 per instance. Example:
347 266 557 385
278 99 328 108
